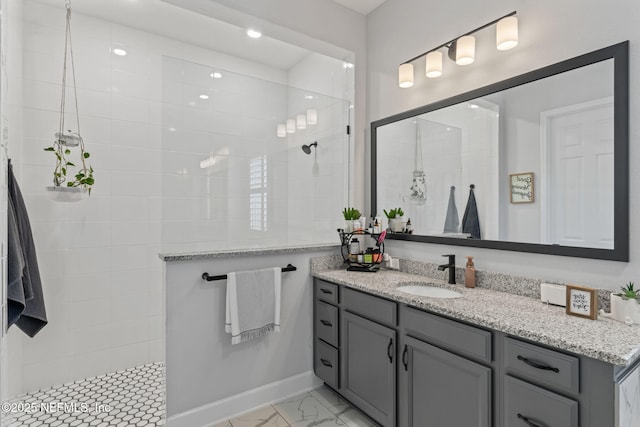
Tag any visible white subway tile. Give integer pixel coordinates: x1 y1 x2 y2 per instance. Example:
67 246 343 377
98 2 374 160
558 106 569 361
109 342 148 372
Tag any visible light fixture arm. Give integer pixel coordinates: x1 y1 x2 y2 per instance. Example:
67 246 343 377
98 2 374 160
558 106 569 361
400 10 516 66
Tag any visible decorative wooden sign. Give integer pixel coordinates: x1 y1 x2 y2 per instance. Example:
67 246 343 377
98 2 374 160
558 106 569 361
566 285 597 320
510 172 534 203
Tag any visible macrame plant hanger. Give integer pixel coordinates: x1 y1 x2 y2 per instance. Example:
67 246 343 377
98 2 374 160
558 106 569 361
409 120 426 203
47 0 94 200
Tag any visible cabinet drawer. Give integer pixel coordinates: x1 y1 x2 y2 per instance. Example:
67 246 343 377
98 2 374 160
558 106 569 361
315 339 339 389
504 337 579 395
316 301 338 347
402 306 492 363
315 280 339 305
342 287 397 327
504 375 578 427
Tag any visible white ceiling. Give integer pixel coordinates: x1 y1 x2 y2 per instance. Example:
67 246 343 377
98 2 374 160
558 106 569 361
32 0 312 71
332 0 387 15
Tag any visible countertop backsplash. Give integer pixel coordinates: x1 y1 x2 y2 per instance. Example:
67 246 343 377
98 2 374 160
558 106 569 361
312 255 612 312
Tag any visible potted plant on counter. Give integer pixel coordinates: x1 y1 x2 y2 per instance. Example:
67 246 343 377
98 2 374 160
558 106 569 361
384 208 405 232
607 282 640 324
342 207 361 233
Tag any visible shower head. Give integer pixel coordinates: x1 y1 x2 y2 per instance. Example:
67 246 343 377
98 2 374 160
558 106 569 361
302 141 318 154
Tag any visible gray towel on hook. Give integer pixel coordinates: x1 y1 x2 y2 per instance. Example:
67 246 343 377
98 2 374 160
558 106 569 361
8 161 48 337
7 195 27 327
443 186 460 233
462 184 481 239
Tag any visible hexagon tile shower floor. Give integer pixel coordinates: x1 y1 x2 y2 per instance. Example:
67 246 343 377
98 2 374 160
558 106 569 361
1 362 165 426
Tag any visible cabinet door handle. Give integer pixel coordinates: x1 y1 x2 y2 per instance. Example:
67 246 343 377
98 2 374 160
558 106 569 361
387 338 393 363
320 288 333 294
517 413 543 427
320 358 333 368
402 345 408 371
517 355 560 373
320 320 333 327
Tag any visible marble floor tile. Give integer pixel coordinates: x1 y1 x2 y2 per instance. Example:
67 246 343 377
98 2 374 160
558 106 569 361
274 393 344 427
230 405 290 427
334 406 377 427
311 386 351 415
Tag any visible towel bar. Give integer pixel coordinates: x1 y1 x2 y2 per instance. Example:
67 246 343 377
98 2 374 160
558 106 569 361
202 264 297 281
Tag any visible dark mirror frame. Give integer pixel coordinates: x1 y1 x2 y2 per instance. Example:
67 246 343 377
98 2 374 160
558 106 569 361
371 41 629 261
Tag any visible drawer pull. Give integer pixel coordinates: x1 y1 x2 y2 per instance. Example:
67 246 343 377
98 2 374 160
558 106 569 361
320 320 333 327
387 338 394 363
320 288 333 295
402 345 408 371
320 358 333 368
517 355 560 373
517 413 543 427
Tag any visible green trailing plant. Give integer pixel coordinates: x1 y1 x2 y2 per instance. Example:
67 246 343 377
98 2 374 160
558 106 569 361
618 282 639 301
342 207 361 220
44 135 95 194
384 208 404 219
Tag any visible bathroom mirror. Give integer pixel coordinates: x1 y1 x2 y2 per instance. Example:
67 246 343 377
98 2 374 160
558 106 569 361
372 42 629 261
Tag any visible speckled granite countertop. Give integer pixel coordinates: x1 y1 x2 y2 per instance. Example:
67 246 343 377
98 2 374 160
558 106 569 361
313 268 640 367
159 244 340 261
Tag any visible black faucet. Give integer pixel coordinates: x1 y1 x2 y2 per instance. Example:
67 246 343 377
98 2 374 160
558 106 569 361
438 254 456 284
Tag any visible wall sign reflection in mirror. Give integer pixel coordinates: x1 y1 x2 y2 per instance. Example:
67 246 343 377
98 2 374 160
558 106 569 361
510 173 534 204
371 42 628 261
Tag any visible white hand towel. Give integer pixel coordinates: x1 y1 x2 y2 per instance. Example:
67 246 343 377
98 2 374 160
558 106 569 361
225 267 281 345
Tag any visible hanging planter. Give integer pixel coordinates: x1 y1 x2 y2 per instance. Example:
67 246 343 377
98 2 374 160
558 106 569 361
408 121 426 204
44 0 94 202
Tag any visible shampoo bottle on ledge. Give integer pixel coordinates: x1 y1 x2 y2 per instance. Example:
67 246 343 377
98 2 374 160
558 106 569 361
465 256 476 288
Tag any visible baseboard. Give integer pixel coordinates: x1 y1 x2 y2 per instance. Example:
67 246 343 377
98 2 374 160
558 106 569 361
167 371 322 427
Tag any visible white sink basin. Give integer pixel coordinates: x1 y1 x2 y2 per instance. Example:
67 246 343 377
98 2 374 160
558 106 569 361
396 285 463 299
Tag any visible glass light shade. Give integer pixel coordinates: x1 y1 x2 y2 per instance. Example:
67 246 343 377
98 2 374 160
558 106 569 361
277 124 286 137
398 63 414 88
306 109 318 125
456 35 475 65
425 51 443 78
296 114 306 129
286 119 296 134
497 16 518 50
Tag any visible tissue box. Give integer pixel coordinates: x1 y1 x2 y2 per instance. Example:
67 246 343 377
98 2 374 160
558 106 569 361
540 283 566 306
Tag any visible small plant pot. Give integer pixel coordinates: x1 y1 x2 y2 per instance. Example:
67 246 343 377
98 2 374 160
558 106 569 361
609 293 640 324
344 220 353 233
389 218 404 233
46 186 88 203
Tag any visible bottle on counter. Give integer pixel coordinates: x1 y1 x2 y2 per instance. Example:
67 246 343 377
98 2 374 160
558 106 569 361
373 218 381 234
465 256 476 288
405 218 413 234
349 238 360 262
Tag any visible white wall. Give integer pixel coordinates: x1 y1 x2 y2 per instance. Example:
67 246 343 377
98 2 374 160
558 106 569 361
367 0 640 290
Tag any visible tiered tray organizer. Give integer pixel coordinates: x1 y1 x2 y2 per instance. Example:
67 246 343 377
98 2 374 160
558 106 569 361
338 229 385 272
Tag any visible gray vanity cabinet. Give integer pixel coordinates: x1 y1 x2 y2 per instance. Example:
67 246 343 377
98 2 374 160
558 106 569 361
341 309 396 426
402 335 492 427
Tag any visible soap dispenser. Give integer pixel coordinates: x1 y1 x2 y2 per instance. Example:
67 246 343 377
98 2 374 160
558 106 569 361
464 256 476 288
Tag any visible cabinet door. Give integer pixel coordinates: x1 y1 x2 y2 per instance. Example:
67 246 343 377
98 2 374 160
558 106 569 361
341 311 396 427
402 336 491 427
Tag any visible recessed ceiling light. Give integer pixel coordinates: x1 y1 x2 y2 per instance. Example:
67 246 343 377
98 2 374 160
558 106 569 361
113 48 127 56
247 29 262 39
210 72 222 79
199 94 209 100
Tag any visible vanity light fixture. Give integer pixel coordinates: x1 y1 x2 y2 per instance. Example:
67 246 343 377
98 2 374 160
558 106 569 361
306 109 318 125
296 114 306 129
199 94 209 100
113 48 127 56
277 124 286 138
398 11 518 88
286 119 296 134
210 72 222 79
